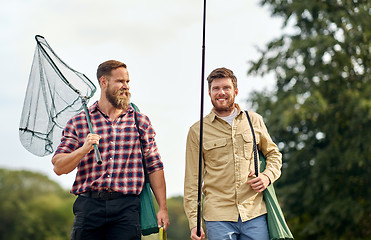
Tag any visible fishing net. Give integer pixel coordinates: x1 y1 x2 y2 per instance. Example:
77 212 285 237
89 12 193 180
19 35 96 157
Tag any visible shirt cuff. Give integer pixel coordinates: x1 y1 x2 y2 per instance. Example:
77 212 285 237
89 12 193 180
262 170 275 184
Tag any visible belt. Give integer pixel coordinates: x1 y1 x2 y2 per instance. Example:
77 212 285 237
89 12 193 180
79 190 125 201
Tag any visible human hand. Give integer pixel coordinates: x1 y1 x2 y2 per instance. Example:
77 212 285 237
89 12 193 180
157 208 170 231
247 172 270 192
82 133 101 153
190 227 205 240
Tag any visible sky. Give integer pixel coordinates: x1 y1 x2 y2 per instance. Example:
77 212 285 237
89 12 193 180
0 0 283 197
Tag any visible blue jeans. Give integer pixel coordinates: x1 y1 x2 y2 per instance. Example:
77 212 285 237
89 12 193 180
205 214 269 240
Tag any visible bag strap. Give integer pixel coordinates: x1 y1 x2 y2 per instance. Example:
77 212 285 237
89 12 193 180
245 111 259 177
133 108 150 184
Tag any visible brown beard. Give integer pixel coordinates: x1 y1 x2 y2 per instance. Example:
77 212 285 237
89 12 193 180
106 87 131 110
211 96 235 113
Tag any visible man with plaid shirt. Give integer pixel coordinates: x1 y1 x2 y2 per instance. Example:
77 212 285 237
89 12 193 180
52 60 169 240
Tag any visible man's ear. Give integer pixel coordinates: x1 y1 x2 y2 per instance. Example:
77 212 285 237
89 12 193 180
100 76 108 88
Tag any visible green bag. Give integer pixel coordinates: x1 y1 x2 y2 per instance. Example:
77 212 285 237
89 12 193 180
260 153 294 240
140 183 159 236
132 103 159 236
246 111 294 240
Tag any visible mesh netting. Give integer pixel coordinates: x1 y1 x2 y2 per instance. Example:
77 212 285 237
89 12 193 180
19 35 96 157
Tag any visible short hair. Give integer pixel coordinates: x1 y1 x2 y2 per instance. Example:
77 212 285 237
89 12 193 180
207 67 237 90
96 60 127 82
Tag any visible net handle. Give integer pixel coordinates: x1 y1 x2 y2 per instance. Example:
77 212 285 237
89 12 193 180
82 97 102 165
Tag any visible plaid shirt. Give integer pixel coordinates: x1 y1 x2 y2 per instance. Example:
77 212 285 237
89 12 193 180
54 101 163 195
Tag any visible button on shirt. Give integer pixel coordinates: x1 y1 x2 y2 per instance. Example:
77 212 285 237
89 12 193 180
184 104 282 229
54 102 163 195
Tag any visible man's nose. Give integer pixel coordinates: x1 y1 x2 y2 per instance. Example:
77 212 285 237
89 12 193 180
121 82 129 89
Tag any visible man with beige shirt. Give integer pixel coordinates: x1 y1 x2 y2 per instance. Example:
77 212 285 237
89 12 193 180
184 67 282 240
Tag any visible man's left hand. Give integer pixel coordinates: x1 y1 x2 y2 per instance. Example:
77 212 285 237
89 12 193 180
247 172 270 192
157 208 170 230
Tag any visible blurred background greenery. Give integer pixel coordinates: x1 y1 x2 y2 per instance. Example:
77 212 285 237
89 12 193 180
0 169 190 240
2 0 369 239
246 0 370 239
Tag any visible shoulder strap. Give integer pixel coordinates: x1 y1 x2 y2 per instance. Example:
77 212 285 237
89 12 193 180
132 105 150 183
130 102 140 112
245 111 259 177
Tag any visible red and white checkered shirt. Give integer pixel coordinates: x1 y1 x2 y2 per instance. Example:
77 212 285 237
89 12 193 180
54 101 163 195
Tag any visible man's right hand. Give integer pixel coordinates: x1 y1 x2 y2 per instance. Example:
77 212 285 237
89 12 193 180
52 133 101 175
190 227 205 240
82 133 101 153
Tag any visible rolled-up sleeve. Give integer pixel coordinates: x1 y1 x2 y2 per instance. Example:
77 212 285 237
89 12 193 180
139 114 163 173
54 119 80 155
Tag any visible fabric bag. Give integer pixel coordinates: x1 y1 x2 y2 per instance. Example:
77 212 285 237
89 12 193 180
139 183 159 236
132 103 159 236
245 111 294 240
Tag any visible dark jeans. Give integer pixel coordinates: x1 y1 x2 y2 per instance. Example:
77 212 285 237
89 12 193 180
71 194 141 240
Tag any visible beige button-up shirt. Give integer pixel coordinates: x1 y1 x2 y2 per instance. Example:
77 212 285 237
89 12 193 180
184 104 282 229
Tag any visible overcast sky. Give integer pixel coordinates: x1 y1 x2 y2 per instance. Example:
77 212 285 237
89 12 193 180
0 0 283 197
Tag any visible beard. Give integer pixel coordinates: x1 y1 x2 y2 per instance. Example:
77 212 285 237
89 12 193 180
211 95 235 114
106 87 131 110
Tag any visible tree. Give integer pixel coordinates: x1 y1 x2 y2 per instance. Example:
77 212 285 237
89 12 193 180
0 169 75 239
0 169 192 240
247 0 370 239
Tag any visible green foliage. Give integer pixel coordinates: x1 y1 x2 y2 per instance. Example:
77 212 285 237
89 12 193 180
248 0 370 239
166 196 190 239
0 168 75 240
0 168 191 240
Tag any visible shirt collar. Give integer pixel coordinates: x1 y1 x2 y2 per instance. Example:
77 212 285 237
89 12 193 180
90 101 135 117
90 101 99 113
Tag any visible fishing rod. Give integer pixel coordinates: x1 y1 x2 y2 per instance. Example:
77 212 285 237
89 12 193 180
196 0 207 237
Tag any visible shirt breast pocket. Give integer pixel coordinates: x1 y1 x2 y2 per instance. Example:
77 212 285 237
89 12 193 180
203 138 228 167
242 131 259 160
